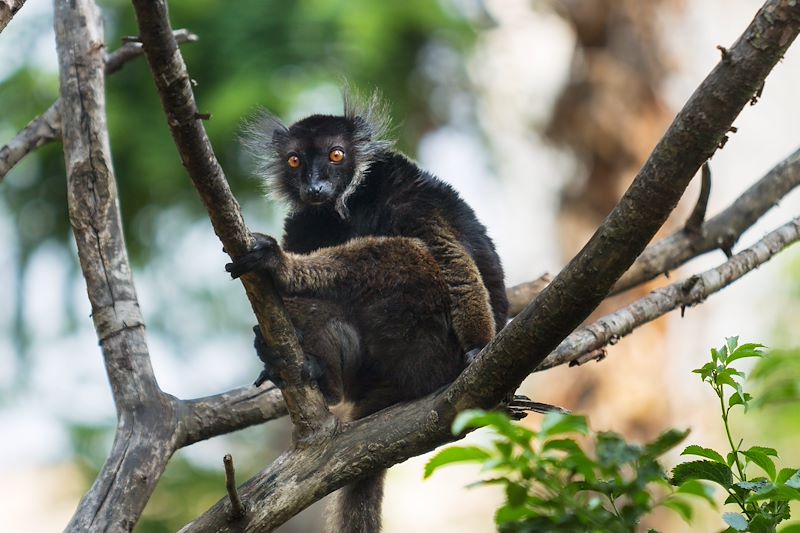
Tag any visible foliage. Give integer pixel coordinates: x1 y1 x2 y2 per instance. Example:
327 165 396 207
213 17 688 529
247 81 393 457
426 338 800 532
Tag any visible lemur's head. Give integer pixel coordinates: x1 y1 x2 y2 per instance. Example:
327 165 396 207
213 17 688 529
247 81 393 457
243 89 392 218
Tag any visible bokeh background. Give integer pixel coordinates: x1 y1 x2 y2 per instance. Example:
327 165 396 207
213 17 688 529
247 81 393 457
1 0 799 531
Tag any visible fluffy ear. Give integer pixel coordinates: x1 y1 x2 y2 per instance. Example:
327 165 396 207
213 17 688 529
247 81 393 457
338 85 394 218
240 109 293 203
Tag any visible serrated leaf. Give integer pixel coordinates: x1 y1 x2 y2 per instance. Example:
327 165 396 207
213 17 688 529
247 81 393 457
663 497 693 523
747 446 778 457
747 484 800 502
681 445 726 464
676 479 717 507
424 446 491 478
735 480 769 492
727 342 766 364
743 449 777 481
645 428 690 457
722 512 749 531
671 460 733 488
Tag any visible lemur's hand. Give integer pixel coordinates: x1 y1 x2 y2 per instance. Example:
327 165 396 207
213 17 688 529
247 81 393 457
225 232 280 279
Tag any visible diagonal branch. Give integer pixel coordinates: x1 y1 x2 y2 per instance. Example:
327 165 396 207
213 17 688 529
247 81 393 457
0 0 25 33
129 0 332 441
507 145 800 315
180 1 800 531
0 29 197 182
537 216 800 371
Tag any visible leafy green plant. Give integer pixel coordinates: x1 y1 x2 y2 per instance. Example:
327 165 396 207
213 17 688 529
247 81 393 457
677 337 800 532
425 338 800 532
425 409 692 532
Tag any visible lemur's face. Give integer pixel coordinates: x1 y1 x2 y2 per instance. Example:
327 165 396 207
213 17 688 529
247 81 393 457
276 115 358 207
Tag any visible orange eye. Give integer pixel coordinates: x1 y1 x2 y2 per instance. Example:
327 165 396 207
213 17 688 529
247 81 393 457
287 155 301 169
329 148 345 163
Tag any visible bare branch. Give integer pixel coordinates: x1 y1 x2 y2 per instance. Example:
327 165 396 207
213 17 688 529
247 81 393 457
181 2 800 530
507 145 800 315
537 216 800 371
181 385 286 447
54 2 180 530
0 0 25 33
130 0 332 440
0 29 197 182
223 455 247 519
614 146 800 291
0 102 61 180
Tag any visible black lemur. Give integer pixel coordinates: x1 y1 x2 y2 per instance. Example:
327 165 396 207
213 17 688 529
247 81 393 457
229 91 508 533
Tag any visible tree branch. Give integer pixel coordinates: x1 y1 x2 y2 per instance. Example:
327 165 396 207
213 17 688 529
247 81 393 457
55 1 180 531
0 0 25 33
537 216 800 371
129 0 332 443
0 29 197 182
180 1 800 530
507 144 800 315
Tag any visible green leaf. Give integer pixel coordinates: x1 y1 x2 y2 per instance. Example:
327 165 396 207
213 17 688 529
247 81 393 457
644 428 690 457
505 481 528 507
778 523 800 532
722 512 749 531
743 449 777 481
727 342 766 364
597 432 641 467
681 445 726 464
539 412 588 439
693 361 717 381
663 497 694 523
747 446 778 457
671 460 733 488
784 469 800 489
777 468 800 485
424 446 491 478
726 337 740 358
735 480 770 493
747 484 800 502
676 479 717 507
729 392 753 410
495 503 532 525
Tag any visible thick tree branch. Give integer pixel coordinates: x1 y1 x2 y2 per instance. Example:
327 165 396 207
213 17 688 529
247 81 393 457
0 0 25 33
0 29 197 182
129 0 332 442
507 146 800 315
181 385 286 447
537 216 800 371
181 2 800 530
55 1 180 531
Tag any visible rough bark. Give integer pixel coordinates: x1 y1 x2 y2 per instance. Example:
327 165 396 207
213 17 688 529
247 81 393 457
179 1 800 530
0 0 25 33
54 1 179 530
129 0 333 442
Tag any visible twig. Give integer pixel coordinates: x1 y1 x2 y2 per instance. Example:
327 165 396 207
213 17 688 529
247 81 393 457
536 217 800 371
0 29 197 182
684 163 711 235
0 0 26 33
223 455 246 519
